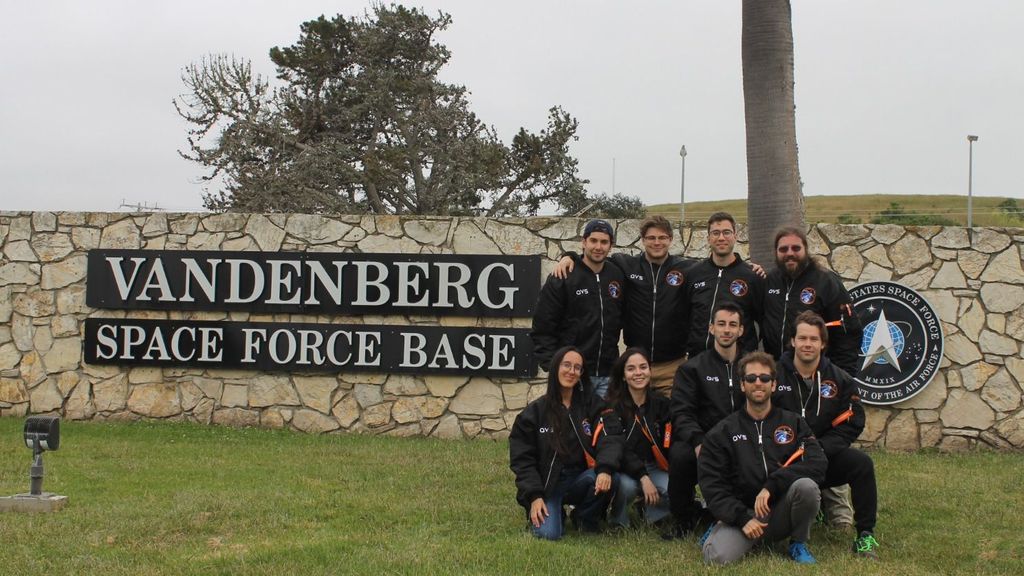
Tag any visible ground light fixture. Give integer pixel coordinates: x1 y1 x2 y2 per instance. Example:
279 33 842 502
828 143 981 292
0 416 68 513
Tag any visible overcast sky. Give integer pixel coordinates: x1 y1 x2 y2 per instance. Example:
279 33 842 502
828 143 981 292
1 1 1020 214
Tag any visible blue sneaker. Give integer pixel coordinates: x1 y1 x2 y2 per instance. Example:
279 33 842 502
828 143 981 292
789 541 817 564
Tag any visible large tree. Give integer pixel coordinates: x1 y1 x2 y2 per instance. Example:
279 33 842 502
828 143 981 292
742 0 805 265
175 5 622 217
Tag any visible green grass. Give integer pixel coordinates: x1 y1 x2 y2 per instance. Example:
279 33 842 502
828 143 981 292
648 194 1024 228
0 418 1021 575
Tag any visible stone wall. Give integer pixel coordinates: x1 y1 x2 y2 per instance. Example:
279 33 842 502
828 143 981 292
1 211 1022 450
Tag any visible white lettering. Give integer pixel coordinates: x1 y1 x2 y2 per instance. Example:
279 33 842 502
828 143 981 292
225 259 265 304
135 260 175 302
95 324 118 360
267 260 302 305
395 262 430 307
105 257 148 300
434 262 474 308
352 261 389 306
179 258 221 303
478 263 516 309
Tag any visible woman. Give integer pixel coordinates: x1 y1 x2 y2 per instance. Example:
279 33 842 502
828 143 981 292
606 347 672 528
509 346 623 540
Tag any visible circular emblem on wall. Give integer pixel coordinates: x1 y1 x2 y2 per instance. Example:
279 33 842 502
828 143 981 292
665 270 684 287
607 281 622 299
849 281 944 405
799 287 816 305
819 380 838 399
729 279 748 297
773 425 795 445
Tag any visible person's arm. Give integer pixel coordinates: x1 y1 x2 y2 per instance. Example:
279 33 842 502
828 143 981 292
670 362 704 449
592 404 624 477
822 273 863 374
508 403 546 508
698 425 753 528
816 372 866 457
529 278 567 372
551 251 580 280
763 417 827 500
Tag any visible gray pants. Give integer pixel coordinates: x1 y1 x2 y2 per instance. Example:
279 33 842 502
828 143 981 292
822 484 854 527
702 478 821 565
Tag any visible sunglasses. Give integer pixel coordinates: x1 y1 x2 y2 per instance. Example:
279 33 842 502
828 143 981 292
742 373 774 384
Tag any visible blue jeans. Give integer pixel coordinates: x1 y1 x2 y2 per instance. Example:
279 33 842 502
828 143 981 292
530 467 610 540
610 463 671 527
590 376 610 400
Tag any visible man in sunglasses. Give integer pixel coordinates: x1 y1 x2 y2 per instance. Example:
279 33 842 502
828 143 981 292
774 311 880 560
761 226 863 375
664 301 748 538
698 351 826 565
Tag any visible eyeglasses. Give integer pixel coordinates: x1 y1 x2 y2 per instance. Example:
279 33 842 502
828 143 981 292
742 373 774 384
643 235 671 242
709 229 734 238
559 361 583 374
777 244 803 253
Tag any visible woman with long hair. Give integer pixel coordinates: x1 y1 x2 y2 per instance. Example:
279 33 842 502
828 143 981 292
606 347 672 528
509 345 623 540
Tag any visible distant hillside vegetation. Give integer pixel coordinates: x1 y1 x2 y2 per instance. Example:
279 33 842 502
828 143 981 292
647 194 1024 228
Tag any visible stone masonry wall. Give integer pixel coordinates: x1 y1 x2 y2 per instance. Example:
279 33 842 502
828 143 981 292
0 211 1022 450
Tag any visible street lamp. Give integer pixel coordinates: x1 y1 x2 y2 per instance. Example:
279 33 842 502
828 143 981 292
679 145 687 227
967 135 978 227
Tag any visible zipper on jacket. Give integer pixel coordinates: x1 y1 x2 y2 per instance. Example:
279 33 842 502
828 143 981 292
542 452 557 491
726 362 735 411
754 420 768 478
704 268 724 350
648 261 662 359
568 412 593 461
780 279 793 356
596 273 604 376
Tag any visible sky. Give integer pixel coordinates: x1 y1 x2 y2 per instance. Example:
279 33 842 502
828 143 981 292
1 0 1021 214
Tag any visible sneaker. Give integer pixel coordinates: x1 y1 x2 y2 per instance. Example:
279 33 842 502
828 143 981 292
698 523 715 548
789 541 817 564
852 531 879 559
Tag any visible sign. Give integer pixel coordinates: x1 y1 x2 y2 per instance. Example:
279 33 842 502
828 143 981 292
848 281 944 405
84 318 533 377
86 250 540 317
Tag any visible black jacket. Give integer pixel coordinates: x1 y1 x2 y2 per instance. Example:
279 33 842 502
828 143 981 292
774 351 866 458
530 260 625 376
698 406 827 528
670 347 745 449
509 392 624 508
616 393 672 480
682 254 764 357
761 262 863 375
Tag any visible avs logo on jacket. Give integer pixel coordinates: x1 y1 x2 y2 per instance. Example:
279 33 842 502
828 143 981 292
773 425 795 445
848 281 944 406
581 419 592 436
729 279 748 297
799 287 816 305
665 270 684 287
607 281 622 299
820 380 838 399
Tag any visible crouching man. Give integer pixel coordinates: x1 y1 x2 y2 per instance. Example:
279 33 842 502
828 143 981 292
698 351 826 565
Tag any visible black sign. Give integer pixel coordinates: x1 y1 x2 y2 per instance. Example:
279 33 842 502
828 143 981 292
86 250 539 317
849 281 944 405
84 318 534 377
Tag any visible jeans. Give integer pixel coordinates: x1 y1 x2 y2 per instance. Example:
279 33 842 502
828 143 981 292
529 467 611 540
610 463 671 527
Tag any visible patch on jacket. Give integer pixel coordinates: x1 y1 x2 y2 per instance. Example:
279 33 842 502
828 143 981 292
665 270 685 286
773 425 795 445
607 281 622 299
799 287 816 305
581 418 592 436
820 380 838 399
729 279 748 297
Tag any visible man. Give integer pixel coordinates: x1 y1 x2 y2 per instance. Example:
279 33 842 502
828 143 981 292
761 226 863 375
698 351 827 565
773 311 881 559
683 212 764 358
665 302 748 538
552 216 692 395
531 219 625 398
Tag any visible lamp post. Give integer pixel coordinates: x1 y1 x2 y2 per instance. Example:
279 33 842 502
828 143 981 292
967 135 978 227
679 145 687 226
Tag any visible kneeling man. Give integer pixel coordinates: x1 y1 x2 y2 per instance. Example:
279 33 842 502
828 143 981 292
698 351 826 565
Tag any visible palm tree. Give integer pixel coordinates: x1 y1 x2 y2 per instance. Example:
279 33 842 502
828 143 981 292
742 0 805 266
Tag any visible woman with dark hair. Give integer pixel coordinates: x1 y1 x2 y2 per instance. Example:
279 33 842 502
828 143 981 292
606 347 672 528
509 345 623 540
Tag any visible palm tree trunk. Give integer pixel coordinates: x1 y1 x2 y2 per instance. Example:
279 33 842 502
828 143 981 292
742 0 805 266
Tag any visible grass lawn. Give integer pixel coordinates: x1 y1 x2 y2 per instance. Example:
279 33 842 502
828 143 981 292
0 418 1021 575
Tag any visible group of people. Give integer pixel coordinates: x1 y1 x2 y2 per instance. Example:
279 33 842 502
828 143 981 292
509 214 880 564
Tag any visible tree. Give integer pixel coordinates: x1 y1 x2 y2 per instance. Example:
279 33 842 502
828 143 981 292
998 198 1024 221
870 203 955 226
174 5 612 217
741 0 805 266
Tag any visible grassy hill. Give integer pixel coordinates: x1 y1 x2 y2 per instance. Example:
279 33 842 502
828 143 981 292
647 194 1024 228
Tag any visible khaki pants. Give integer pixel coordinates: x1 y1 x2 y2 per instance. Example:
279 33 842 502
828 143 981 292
650 356 687 398
822 484 854 528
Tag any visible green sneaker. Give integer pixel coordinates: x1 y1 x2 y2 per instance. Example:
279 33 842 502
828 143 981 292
852 531 879 560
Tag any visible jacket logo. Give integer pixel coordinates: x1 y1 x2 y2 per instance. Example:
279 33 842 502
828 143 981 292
693 280 707 290
538 427 553 434
773 425 795 445
629 273 645 281
607 281 622 299
705 375 720 382
665 270 684 286
777 384 792 392
575 288 590 296
768 288 781 295
729 279 748 297
800 287 816 305
732 434 748 442
820 380 838 399
581 419 592 436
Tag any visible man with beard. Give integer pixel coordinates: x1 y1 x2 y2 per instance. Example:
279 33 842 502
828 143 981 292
761 227 862 375
774 311 880 559
663 302 748 539
683 212 764 358
531 219 625 399
697 351 826 565
551 216 692 396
